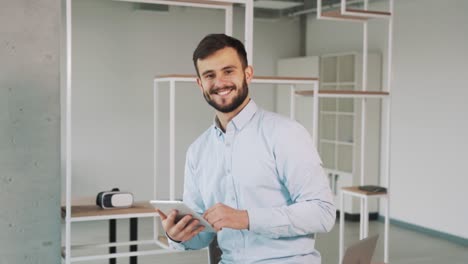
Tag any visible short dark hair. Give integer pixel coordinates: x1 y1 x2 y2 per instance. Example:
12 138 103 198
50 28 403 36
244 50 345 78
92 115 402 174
193 34 248 76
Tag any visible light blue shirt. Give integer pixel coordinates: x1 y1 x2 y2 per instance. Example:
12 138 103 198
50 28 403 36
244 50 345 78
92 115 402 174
169 100 335 264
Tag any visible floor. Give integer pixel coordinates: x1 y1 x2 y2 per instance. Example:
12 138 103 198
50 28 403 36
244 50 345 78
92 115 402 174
62 218 468 264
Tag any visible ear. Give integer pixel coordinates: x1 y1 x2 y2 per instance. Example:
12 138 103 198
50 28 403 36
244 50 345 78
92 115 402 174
244 65 254 84
196 77 204 93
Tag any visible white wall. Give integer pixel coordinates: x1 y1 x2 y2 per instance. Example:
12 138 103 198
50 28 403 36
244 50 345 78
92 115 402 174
69 0 301 202
306 0 468 239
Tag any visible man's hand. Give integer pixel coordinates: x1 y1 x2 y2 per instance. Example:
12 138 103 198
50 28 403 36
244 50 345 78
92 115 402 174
156 209 205 242
203 203 249 232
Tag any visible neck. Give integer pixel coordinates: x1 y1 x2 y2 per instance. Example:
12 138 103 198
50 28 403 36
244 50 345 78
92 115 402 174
216 97 250 132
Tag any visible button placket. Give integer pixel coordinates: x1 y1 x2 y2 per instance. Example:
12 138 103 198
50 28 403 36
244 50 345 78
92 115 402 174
225 128 235 207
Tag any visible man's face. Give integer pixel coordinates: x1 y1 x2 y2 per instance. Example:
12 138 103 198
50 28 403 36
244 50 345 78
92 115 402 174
196 47 253 113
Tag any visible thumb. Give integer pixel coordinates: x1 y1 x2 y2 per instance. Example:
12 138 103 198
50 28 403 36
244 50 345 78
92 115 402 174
156 209 167 220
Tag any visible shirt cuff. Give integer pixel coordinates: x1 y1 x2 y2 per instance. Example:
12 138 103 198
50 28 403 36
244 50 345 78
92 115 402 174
166 233 186 250
247 208 290 238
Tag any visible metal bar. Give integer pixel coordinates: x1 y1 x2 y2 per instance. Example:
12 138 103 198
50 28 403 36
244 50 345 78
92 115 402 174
130 218 138 264
384 2 394 263
114 0 230 10
67 240 158 250
65 0 72 263
70 213 157 222
169 80 176 200
225 5 233 36
312 82 319 148
154 240 170 249
363 196 368 238
359 199 364 239
154 77 318 85
244 0 254 64
317 0 322 19
360 28 368 188
384 196 390 263
294 0 366 17
289 85 295 120
153 81 160 238
339 191 344 264
109 219 116 264
70 248 197 262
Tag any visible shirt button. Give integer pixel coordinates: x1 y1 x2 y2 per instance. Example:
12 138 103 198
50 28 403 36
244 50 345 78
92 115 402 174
227 169 231 174
226 143 231 147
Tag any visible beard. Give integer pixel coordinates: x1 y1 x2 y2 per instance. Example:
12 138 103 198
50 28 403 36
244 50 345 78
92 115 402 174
203 78 249 113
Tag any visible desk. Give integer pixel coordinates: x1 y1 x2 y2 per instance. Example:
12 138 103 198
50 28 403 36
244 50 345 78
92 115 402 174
61 201 161 263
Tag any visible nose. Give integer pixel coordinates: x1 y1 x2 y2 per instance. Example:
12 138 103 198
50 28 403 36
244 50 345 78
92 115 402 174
214 75 231 88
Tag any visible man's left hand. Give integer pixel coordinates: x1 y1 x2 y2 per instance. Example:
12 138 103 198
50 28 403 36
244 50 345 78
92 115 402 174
203 203 249 232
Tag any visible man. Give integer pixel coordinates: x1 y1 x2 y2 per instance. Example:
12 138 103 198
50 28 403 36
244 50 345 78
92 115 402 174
156 34 335 264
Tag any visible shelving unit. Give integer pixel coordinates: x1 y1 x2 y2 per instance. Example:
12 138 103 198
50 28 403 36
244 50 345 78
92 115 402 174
62 0 254 263
319 52 382 216
313 1 394 264
153 74 320 201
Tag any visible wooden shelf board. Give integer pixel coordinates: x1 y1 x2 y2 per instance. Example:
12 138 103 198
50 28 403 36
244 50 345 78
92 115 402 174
155 0 232 6
321 10 368 21
61 201 155 219
155 74 318 81
295 90 389 96
346 8 391 16
342 186 387 196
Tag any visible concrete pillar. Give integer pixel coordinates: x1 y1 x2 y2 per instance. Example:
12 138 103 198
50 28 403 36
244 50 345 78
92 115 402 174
0 0 61 263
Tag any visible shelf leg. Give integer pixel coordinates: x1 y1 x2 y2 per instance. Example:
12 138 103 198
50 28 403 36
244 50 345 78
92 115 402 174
360 198 364 239
384 197 390 263
339 191 344 264
130 218 138 264
109 219 116 264
364 196 368 238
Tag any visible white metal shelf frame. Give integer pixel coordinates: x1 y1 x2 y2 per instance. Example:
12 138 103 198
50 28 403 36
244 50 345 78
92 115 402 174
62 0 254 263
153 74 319 201
314 0 394 263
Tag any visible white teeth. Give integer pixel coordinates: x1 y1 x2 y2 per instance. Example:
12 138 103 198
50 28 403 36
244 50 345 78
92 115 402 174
218 89 230 95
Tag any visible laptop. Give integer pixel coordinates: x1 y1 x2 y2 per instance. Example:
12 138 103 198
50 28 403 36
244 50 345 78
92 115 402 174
342 235 379 264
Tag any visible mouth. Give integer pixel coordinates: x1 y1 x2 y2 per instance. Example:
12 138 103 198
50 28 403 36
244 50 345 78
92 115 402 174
212 87 235 97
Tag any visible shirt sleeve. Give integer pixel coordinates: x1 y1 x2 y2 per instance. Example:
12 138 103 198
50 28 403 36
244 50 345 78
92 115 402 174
247 122 336 239
171 147 215 250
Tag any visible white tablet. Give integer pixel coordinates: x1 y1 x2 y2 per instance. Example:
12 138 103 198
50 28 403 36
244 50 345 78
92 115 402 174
150 200 216 233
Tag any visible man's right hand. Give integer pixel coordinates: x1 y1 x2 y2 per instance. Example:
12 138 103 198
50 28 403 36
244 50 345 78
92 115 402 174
156 209 205 243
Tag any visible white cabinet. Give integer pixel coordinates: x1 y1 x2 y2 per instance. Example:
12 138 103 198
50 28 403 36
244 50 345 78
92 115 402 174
318 52 382 215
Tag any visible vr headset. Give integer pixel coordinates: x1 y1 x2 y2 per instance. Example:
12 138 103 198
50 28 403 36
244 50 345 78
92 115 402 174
96 188 133 209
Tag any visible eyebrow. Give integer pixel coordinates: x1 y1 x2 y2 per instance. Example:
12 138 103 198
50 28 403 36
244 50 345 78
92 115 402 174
201 65 238 77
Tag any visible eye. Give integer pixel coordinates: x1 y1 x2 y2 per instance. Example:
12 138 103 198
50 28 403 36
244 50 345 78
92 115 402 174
204 74 215 80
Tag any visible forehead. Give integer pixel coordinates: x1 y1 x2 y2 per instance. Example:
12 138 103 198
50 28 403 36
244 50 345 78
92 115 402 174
196 47 242 73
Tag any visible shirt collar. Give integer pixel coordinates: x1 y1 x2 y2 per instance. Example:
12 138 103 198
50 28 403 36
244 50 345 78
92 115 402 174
213 99 258 136
231 99 257 131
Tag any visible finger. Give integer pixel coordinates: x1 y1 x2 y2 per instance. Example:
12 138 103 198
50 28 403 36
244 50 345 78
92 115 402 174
186 219 201 231
203 203 223 218
175 215 193 230
182 225 205 242
156 209 167 220
166 210 178 224
191 225 205 236
213 221 224 232
212 218 225 231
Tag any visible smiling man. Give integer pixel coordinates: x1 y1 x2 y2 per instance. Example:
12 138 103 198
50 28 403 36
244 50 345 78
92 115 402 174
156 34 335 264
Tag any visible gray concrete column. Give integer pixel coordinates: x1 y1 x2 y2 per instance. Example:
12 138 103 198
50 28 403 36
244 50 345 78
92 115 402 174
0 0 61 263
